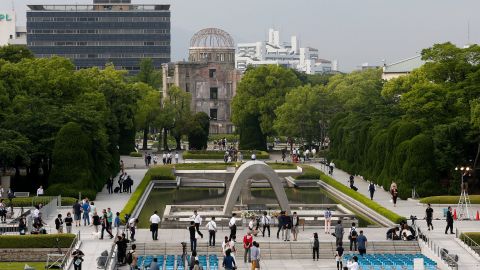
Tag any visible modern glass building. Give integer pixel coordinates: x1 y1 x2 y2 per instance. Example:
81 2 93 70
26 0 170 73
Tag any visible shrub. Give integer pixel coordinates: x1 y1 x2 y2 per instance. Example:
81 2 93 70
149 166 175 180
0 234 75 248
320 172 406 224
3 197 77 207
208 134 239 142
295 165 322 180
188 112 210 150
129 151 142 157
419 195 480 204
45 184 97 200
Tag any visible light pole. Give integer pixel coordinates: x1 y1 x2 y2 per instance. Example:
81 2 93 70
455 166 472 220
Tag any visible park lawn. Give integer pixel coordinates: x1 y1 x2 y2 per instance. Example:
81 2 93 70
0 262 46 270
295 165 322 180
419 195 480 204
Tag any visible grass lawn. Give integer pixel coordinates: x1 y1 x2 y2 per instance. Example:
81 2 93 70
419 195 480 204
0 262 46 270
295 165 322 180
460 232 480 246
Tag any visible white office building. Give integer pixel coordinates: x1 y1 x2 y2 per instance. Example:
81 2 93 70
0 11 26 46
236 28 336 74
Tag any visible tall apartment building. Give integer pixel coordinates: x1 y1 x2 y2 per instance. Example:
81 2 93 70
26 0 170 73
0 11 27 46
163 28 241 134
236 28 337 74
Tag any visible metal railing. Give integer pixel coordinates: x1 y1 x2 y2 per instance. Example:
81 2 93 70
457 228 480 257
417 227 458 270
45 231 81 270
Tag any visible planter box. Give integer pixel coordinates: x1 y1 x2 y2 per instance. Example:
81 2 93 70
0 248 64 262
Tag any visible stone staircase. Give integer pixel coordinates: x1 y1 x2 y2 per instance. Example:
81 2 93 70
130 240 421 260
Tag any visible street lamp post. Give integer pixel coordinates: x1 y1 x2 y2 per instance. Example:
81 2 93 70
455 166 472 220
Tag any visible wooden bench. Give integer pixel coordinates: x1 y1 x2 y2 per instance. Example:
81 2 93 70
13 192 30 198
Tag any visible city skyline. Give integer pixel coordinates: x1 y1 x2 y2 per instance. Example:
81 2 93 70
2 0 479 71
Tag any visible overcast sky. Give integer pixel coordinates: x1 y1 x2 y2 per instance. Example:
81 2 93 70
2 0 479 71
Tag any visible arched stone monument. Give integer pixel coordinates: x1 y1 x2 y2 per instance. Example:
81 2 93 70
223 161 291 215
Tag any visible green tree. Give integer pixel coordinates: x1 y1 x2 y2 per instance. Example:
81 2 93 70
163 86 192 150
188 112 210 150
136 58 162 89
0 129 30 174
232 65 300 149
134 83 162 150
0 45 34 63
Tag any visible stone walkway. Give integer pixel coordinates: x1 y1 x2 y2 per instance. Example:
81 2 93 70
309 163 480 269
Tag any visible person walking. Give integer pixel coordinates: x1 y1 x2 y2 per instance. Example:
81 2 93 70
335 242 344 270
81 200 90 226
206 217 217 246
36 185 44 196
425 204 434 231
115 234 129 264
356 230 367 256
276 211 286 239
243 231 253 263
334 220 344 247
114 212 121 236
261 211 271 237
72 249 85 270
312 232 319 261
175 152 179 164
107 208 113 232
191 210 203 238
349 222 358 251
100 209 114 239
445 206 454 234
0 199 7 223
228 213 237 241
324 208 332 234
251 241 260 270
64 212 73 233
368 181 376 200
222 236 236 258
55 214 64 233
92 211 101 233
329 161 335 175
390 182 398 207
283 212 292 241
222 249 237 270
292 212 300 241
188 221 197 252
89 202 97 225
150 210 160 240
128 217 138 241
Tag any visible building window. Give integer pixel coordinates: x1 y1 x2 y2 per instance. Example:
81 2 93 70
185 83 189 92
210 108 218 120
210 87 218 100
209 69 216 78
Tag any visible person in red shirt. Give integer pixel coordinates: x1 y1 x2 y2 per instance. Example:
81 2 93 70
243 231 253 263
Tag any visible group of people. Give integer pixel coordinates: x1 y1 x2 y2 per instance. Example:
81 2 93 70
110 173 134 194
72 198 121 239
213 137 230 151
223 147 242 163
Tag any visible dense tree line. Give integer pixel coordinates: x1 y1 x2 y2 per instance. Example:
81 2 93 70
233 43 480 197
329 43 480 198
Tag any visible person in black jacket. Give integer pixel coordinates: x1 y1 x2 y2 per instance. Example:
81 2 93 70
284 213 292 241
276 211 286 239
445 206 454 234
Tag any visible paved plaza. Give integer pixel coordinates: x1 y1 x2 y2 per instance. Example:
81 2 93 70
34 153 480 270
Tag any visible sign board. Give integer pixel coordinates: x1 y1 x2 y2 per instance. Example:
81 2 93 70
0 11 16 46
0 14 12 21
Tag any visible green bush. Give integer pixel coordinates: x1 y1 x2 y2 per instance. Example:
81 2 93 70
208 134 239 142
174 162 296 170
320 172 406 224
149 166 175 180
45 184 97 200
3 197 77 207
419 195 480 204
183 150 269 160
0 234 75 248
295 165 322 180
129 151 142 157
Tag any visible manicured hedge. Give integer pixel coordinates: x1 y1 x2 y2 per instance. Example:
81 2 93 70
295 165 322 180
319 172 406 224
174 162 296 170
120 166 174 222
182 150 269 160
0 234 75 248
45 184 97 200
419 195 480 204
3 197 77 207
129 151 142 157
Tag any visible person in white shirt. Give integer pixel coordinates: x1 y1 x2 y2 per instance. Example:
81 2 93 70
174 152 179 164
329 161 335 175
36 186 44 196
128 217 138 241
162 153 167 165
0 186 4 198
205 217 217 246
191 210 203 238
229 213 237 241
324 208 332 234
222 236 236 258
149 210 160 240
261 211 271 237
251 153 256 160
346 256 359 270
